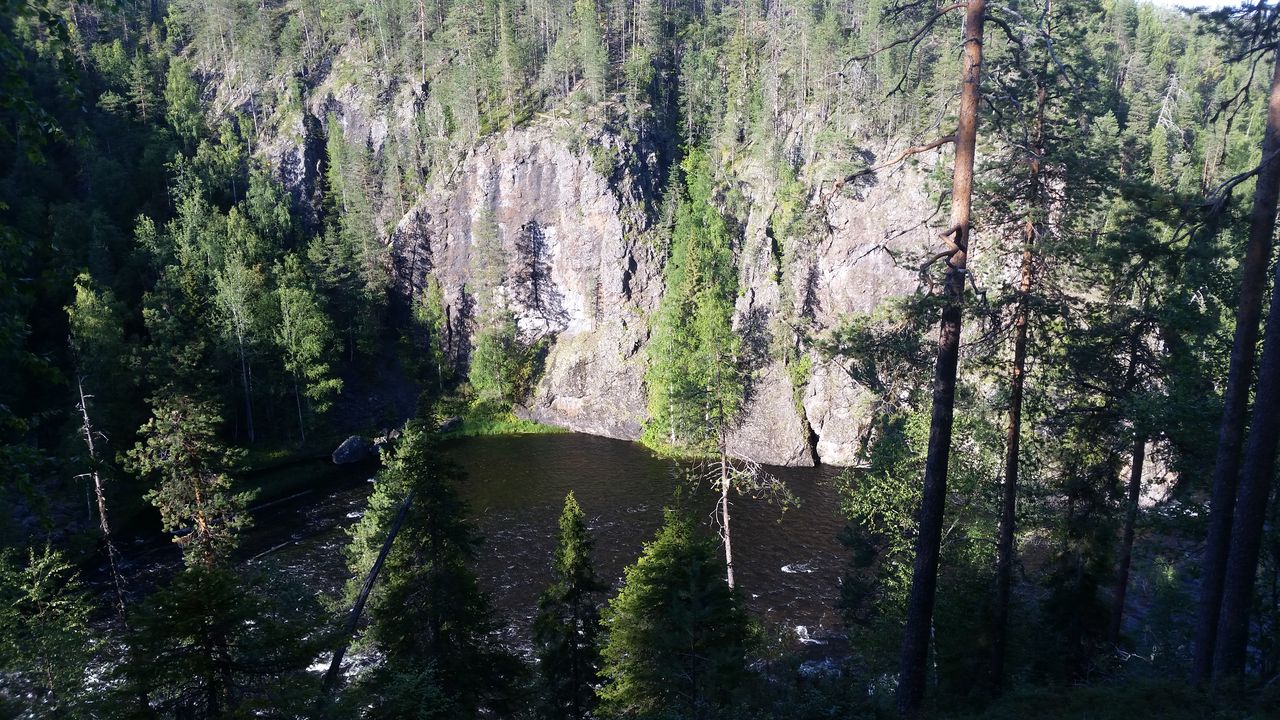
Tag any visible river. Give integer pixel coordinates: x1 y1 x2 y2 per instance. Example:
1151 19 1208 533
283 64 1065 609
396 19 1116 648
114 432 852 652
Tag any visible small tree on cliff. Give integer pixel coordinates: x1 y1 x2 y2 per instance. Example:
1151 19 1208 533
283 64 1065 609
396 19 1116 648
533 492 606 720
644 149 791 589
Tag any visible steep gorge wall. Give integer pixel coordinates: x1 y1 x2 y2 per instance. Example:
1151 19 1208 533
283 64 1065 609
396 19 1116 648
233 53 936 466
378 117 934 466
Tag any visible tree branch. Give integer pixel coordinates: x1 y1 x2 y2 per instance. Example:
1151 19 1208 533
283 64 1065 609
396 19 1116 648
851 3 970 62
822 135 955 205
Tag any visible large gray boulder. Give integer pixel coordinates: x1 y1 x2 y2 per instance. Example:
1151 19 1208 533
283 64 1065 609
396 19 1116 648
332 435 374 465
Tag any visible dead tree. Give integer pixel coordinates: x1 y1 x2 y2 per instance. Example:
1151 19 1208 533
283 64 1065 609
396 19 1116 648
76 376 128 624
322 490 416 693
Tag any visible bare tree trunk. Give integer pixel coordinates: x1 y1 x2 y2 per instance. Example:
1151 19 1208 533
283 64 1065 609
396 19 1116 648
237 336 255 444
1213 235 1280 679
991 76 1046 694
77 376 128 624
1110 435 1147 645
720 444 735 589
294 378 307 444
1193 53 1280 684
897 2 985 715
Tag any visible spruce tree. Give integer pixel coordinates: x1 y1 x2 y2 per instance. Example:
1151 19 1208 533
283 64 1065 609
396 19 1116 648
0 546 97 719
117 565 325 719
598 508 753 718
534 491 606 720
343 420 522 716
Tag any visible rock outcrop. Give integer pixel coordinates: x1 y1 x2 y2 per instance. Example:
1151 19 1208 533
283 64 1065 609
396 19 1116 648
386 117 931 466
332 435 375 465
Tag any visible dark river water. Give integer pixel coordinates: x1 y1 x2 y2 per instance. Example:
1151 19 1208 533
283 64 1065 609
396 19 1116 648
115 432 852 651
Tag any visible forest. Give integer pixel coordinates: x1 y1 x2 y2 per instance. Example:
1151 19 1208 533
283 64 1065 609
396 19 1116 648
3 0 1280 717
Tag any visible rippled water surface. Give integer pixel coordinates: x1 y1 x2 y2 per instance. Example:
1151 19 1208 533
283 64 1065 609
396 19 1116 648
120 433 851 648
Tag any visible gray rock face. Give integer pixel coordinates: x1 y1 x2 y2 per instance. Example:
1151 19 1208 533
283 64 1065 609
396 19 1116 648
388 119 931 466
332 435 375 465
390 119 662 444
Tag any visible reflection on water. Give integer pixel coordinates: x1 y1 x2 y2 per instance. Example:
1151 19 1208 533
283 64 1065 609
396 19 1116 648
113 433 851 649
446 434 848 645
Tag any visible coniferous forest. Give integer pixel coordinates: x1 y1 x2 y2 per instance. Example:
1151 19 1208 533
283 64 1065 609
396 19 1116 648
4 0 1280 717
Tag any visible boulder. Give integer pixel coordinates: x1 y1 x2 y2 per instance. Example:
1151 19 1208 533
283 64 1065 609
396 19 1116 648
438 416 463 434
332 435 374 465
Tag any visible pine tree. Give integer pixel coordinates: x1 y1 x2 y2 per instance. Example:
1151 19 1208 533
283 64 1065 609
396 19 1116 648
533 492 606 720
1194 17 1280 683
896 1 987 712
124 394 249 568
598 508 752 717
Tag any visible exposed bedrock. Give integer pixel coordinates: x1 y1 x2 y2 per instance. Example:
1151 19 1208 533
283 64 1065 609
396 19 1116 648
389 119 929 466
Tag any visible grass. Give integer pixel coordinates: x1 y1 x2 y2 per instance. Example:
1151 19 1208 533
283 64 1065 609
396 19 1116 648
439 407 567 438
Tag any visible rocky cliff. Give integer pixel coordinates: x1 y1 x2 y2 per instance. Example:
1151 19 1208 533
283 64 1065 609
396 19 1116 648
374 115 933 466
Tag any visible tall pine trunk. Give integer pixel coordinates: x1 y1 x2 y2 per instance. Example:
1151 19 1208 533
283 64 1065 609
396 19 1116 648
294 378 306 444
1193 52 1280 683
1213 231 1280 678
1109 434 1146 645
897 2 985 715
991 77 1046 693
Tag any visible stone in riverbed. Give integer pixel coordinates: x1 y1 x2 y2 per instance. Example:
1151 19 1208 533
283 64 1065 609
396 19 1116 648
332 435 374 465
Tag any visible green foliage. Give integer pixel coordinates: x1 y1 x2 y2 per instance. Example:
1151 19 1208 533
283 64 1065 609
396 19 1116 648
469 309 523 405
0 545 97 719
164 57 202 148
534 492 607 719
410 275 452 401
276 253 342 437
116 564 326 720
598 508 753 717
573 0 608 102
344 421 523 716
335 665 461 720
441 405 566 437
66 271 135 436
644 148 743 455
124 394 249 567
0 0 1278 716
